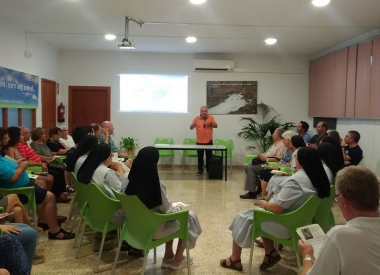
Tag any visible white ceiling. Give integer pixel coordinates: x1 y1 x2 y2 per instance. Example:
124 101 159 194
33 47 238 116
1 0 380 57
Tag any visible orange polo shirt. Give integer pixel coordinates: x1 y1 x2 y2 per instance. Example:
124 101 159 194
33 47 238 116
192 115 216 143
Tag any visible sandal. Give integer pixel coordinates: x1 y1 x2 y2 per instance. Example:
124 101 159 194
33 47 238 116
48 228 75 240
259 249 281 270
220 257 243 271
66 185 75 193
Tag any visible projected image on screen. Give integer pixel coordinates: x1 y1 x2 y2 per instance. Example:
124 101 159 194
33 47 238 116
119 74 188 113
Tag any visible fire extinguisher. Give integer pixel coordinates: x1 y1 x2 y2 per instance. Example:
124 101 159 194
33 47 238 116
58 102 65 122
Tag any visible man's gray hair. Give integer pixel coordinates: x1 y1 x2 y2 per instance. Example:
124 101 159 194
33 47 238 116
336 166 379 211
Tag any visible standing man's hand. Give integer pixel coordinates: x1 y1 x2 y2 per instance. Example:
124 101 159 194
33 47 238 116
190 122 196 130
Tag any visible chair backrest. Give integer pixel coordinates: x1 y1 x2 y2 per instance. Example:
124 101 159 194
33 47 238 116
245 154 257 165
214 139 234 158
154 138 174 156
313 185 336 232
0 187 36 213
112 190 189 253
79 182 122 232
70 173 88 215
253 195 321 252
183 138 197 156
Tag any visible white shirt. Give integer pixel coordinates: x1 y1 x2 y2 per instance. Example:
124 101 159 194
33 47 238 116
323 164 335 185
59 135 75 148
307 217 380 275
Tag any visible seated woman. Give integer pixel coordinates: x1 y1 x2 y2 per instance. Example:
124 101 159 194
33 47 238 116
220 147 330 271
59 126 75 149
321 135 345 170
0 192 40 231
30 127 71 201
317 142 342 184
259 131 294 198
77 143 126 222
0 231 32 275
262 135 306 198
0 214 38 269
46 127 69 156
124 146 202 270
66 135 99 174
5 127 54 192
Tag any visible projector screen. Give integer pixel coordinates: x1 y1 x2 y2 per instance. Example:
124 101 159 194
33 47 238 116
119 74 188 113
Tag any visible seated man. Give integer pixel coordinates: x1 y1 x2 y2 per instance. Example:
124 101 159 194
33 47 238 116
341 130 363 166
0 127 75 240
308 121 328 148
240 128 287 199
99 121 128 158
298 166 380 275
296 121 311 143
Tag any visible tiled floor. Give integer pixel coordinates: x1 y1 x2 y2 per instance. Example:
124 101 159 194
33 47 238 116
32 167 344 275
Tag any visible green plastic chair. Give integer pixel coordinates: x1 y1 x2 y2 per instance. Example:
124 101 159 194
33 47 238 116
248 195 321 273
182 138 198 171
111 190 191 275
312 185 336 233
0 186 37 224
154 138 175 169
67 173 88 247
75 183 124 272
26 165 44 173
214 139 234 173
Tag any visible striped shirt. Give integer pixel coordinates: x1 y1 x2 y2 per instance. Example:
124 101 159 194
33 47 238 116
16 142 41 162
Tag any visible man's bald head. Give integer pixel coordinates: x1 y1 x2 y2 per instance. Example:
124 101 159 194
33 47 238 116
19 126 31 141
101 121 114 135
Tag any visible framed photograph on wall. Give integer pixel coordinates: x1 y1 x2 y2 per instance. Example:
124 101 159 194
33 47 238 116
206 81 257 115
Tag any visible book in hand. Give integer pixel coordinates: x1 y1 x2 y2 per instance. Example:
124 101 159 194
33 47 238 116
262 164 272 170
296 224 326 258
0 212 14 223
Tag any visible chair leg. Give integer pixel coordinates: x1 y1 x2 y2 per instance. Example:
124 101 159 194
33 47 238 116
111 239 123 275
76 224 86 259
182 156 184 172
248 240 255 275
154 247 156 264
186 241 191 275
73 215 83 248
69 208 79 232
141 253 148 275
95 233 107 272
65 199 77 230
33 211 38 227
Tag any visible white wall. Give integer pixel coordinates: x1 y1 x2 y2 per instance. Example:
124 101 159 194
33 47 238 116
1 16 378 176
0 17 60 124
58 51 310 166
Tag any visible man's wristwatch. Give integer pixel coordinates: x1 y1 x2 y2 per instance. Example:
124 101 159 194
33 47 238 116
303 257 315 264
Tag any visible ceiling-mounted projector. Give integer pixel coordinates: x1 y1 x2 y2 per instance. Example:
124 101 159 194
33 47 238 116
117 16 143 50
117 39 135 49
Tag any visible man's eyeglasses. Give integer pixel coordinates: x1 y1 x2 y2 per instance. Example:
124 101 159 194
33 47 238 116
333 194 341 202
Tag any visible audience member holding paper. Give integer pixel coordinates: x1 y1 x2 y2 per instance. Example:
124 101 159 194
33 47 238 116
124 146 202 270
260 134 306 198
298 166 380 275
220 147 330 272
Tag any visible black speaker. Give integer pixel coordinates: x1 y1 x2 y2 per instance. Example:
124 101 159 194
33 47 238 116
208 156 223 179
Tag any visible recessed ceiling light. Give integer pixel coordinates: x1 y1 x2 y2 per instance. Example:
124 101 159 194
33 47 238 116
190 0 206 4
186 37 197 43
312 0 330 7
265 38 277 45
105 34 116 40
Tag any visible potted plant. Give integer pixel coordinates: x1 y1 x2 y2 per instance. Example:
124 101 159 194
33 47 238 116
236 102 296 153
120 137 136 158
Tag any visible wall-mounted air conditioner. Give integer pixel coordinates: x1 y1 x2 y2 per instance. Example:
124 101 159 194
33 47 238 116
193 60 234 71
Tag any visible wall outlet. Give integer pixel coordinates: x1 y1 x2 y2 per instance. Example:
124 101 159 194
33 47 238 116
24 50 32 58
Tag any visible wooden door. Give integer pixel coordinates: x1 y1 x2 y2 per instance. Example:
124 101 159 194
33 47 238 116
68 86 110 132
41 78 57 131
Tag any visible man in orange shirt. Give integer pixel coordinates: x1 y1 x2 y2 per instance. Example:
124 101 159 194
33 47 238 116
190 106 218 175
